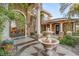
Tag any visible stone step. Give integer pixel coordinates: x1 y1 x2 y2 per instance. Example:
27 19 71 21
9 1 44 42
14 41 39 56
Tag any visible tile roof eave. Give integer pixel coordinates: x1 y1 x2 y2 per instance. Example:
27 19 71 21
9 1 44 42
42 18 79 24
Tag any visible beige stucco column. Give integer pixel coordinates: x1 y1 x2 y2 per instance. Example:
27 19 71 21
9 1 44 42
73 22 76 32
60 23 63 32
59 22 64 38
27 11 31 36
37 4 41 37
25 17 27 37
50 23 52 31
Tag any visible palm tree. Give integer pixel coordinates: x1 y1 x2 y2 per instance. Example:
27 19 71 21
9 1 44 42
0 4 14 40
0 7 7 33
60 3 79 18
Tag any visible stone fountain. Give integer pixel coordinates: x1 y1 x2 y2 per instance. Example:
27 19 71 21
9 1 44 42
39 28 59 56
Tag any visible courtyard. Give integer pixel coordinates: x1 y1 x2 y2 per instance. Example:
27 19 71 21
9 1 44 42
0 3 79 56
13 37 77 56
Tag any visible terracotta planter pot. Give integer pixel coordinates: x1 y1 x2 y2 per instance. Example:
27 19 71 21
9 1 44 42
4 44 14 53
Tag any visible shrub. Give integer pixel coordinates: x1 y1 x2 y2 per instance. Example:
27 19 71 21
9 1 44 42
0 48 11 56
2 39 14 45
30 32 35 36
72 32 79 36
0 40 14 56
0 39 2 44
42 31 48 37
60 35 76 47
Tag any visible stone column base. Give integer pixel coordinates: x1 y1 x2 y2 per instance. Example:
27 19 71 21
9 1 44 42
37 33 43 39
59 32 64 39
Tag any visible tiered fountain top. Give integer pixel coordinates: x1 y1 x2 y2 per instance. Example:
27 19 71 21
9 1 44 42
39 28 59 45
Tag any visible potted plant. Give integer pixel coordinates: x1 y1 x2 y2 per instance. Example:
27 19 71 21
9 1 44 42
0 39 12 56
2 39 14 53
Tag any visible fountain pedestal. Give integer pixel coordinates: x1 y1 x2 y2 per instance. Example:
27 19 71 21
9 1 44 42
39 28 59 56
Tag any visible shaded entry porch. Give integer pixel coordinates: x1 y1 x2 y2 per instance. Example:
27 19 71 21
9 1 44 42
41 20 76 36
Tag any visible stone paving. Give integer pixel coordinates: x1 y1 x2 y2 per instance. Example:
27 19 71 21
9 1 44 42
13 37 77 56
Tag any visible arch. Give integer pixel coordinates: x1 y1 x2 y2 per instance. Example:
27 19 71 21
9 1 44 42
11 9 27 37
12 9 26 20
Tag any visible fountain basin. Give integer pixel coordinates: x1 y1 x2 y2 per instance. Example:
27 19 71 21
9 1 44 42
39 37 59 49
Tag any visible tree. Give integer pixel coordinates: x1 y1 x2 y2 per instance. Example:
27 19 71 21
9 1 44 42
60 3 79 18
0 4 12 40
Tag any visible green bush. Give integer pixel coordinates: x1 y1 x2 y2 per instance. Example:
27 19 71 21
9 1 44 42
60 35 76 47
72 32 79 36
2 39 14 45
0 39 2 44
42 31 48 37
0 48 11 56
30 32 35 36
0 40 13 56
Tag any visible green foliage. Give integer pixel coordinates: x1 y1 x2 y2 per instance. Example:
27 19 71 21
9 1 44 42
6 10 16 20
0 6 15 20
0 40 13 56
30 31 37 36
0 39 2 44
14 12 25 29
41 11 44 17
9 3 34 12
60 3 79 18
60 35 76 47
2 40 14 45
0 6 25 38
0 15 8 34
72 32 79 36
0 7 7 33
30 32 35 36
0 6 15 34
0 48 11 56
42 31 48 37
0 39 11 56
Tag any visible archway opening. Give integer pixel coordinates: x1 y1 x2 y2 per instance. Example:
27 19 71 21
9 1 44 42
9 10 26 38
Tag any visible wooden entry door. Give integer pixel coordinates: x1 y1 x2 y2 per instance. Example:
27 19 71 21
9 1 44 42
56 24 60 34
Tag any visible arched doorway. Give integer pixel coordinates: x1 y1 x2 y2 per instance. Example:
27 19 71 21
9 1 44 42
9 10 27 38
